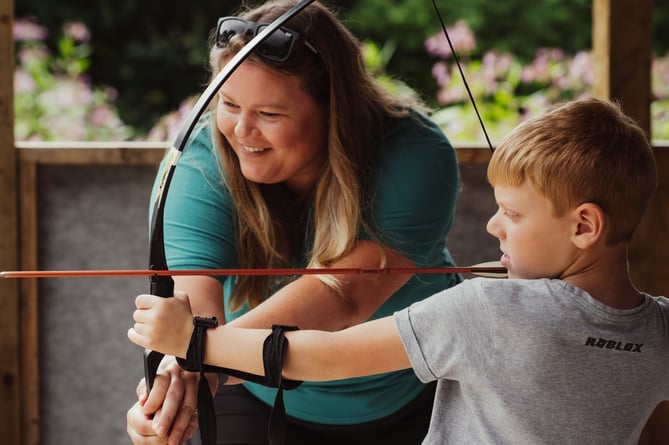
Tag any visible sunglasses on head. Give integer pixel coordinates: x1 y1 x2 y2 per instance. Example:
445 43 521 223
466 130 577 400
216 17 318 62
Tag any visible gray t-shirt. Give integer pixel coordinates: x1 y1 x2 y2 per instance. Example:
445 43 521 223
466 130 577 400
395 278 669 444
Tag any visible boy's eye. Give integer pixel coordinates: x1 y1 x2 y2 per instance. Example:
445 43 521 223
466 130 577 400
503 210 518 219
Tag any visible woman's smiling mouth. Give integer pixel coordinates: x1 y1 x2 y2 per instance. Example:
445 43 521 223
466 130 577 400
241 145 269 153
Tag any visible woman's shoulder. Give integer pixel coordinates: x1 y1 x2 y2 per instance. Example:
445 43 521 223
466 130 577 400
176 115 224 172
183 113 218 157
383 110 452 147
380 111 455 164
377 110 457 179
167 113 231 199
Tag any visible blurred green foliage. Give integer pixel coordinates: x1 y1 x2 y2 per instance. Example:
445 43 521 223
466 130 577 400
14 20 131 140
15 0 238 131
14 0 669 133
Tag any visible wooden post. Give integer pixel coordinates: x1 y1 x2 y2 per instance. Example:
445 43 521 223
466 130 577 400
593 0 668 294
593 0 652 130
593 1 669 444
0 0 21 444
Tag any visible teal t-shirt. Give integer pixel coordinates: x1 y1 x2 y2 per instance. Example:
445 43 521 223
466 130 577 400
152 111 461 424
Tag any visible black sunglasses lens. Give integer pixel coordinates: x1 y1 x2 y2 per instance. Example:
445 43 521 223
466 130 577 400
216 18 298 62
217 18 251 47
256 25 296 61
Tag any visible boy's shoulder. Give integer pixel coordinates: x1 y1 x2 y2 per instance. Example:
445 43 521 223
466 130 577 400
647 293 669 312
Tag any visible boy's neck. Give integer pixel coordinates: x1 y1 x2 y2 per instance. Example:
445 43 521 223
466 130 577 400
565 244 644 310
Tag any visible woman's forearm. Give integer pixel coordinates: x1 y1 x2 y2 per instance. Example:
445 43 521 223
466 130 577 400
228 241 414 332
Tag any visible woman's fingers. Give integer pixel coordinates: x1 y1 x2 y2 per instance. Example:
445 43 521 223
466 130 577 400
127 400 167 445
164 375 199 444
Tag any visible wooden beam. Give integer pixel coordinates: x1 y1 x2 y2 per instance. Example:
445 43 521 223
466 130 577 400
0 0 21 444
593 1 669 444
19 159 38 445
16 142 168 165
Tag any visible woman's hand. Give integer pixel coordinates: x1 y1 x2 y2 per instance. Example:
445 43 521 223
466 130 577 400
127 291 200 444
128 277 224 444
126 355 218 444
129 291 194 357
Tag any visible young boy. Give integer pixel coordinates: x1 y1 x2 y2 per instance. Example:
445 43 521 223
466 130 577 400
129 97 668 444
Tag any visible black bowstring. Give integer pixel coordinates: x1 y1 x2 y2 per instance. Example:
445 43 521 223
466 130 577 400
144 1 492 441
430 0 494 153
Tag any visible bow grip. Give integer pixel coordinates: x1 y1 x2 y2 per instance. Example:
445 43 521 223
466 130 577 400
144 274 175 391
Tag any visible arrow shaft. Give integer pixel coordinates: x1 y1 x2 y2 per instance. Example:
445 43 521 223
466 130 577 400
1 266 505 278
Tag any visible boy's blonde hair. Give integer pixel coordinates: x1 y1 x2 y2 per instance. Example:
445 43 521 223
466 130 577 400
488 97 657 244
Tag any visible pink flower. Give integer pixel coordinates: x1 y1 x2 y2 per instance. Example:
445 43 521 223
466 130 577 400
425 20 476 59
18 45 49 66
63 22 91 43
14 69 36 94
431 62 451 87
437 83 466 105
568 51 593 85
89 105 115 126
13 18 48 41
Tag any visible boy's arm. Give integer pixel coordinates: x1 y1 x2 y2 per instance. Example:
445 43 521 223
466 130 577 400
129 293 411 382
207 316 412 381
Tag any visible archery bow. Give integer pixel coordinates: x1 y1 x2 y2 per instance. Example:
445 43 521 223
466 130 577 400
153 5 499 441
144 0 318 393
143 1 318 443
144 2 499 441
144 0 498 397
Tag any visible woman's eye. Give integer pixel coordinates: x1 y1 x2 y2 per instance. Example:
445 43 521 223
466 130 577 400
259 110 281 118
218 99 239 112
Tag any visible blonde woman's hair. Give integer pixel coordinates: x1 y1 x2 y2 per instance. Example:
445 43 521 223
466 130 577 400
488 97 657 244
209 0 426 310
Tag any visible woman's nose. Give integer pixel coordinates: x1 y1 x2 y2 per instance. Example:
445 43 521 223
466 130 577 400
234 113 256 138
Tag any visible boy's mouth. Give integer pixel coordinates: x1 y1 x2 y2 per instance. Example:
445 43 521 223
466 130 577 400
500 253 511 268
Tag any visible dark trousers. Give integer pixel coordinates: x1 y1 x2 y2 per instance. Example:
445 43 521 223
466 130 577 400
190 381 436 445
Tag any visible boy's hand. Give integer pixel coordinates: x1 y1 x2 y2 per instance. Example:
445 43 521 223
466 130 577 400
128 291 194 358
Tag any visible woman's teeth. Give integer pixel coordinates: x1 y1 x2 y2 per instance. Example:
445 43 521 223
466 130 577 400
242 145 267 153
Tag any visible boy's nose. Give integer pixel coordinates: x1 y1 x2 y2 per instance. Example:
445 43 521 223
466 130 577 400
486 212 501 239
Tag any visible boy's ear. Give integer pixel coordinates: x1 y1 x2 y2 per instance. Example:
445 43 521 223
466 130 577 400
571 202 605 249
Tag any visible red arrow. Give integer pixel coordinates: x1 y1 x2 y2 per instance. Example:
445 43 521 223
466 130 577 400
1 263 506 278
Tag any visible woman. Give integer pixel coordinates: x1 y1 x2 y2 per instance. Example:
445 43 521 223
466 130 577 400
127 1 461 444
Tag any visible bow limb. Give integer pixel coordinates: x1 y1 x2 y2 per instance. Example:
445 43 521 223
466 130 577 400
143 0 318 393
